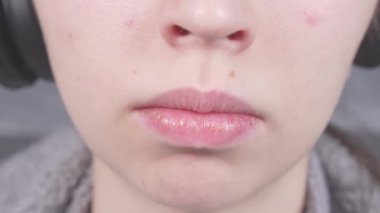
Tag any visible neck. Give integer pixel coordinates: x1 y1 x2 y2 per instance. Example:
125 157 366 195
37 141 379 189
92 156 308 213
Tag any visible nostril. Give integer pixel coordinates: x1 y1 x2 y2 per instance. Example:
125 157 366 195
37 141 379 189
171 25 191 36
227 30 246 41
161 23 253 52
159 1 254 52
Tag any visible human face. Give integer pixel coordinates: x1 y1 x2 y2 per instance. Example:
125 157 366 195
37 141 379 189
34 0 378 212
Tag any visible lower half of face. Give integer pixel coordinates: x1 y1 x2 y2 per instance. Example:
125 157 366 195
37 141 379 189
34 0 378 211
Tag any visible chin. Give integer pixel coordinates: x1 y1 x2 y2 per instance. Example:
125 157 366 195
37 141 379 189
132 153 254 212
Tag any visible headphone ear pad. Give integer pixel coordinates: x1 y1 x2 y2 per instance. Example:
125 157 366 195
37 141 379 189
0 0 52 89
0 0 36 89
354 11 380 68
354 35 380 68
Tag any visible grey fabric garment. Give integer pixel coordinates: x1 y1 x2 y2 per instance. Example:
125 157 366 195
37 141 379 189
0 127 379 213
304 151 330 213
0 128 92 213
316 133 380 213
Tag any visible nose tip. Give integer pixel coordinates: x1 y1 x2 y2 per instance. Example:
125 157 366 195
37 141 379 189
160 0 254 53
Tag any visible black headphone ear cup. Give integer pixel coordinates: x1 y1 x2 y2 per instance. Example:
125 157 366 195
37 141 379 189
354 12 380 68
0 0 36 88
0 0 52 89
354 34 380 68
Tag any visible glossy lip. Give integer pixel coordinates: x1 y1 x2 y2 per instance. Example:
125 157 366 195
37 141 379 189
133 88 262 149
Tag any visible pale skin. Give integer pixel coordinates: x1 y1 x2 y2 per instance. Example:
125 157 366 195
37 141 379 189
33 0 378 212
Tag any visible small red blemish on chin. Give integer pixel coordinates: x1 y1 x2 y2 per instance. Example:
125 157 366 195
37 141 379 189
302 11 320 27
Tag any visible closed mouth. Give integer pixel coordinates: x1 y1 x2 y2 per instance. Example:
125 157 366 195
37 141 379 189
133 87 262 150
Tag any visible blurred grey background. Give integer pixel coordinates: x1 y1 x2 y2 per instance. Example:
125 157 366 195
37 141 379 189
0 65 379 162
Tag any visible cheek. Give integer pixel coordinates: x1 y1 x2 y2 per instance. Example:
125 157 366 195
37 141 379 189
254 0 375 115
243 0 376 165
262 0 375 65
35 0 149 123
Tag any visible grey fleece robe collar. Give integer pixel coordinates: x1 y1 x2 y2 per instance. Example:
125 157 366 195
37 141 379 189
304 151 330 213
0 128 379 213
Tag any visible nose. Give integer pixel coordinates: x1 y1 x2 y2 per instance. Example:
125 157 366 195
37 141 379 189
160 0 254 53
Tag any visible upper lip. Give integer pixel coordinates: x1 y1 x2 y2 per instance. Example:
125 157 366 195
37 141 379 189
135 87 260 117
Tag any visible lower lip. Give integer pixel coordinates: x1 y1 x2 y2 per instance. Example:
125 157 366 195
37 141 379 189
135 108 258 149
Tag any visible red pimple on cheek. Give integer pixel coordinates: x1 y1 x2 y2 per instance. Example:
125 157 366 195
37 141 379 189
302 11 321 27
61 31 75 48
126 19 136 27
